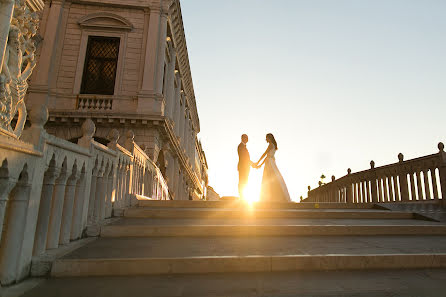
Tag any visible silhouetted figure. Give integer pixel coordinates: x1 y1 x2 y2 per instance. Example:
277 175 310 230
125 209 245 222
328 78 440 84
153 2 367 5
254 133 291 202
237 134 254 199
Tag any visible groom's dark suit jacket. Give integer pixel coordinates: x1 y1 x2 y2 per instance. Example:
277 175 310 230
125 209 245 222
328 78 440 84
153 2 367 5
237 142 251 172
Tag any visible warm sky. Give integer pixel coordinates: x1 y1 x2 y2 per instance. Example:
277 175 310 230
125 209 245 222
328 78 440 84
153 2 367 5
181 0 446 201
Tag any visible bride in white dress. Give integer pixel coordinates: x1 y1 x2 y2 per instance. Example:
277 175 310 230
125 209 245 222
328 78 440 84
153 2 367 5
255 133 291 202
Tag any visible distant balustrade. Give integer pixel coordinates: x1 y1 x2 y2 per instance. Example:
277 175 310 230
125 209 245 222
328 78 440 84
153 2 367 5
305 144 446 208
0 108 169 285
76 95 113 111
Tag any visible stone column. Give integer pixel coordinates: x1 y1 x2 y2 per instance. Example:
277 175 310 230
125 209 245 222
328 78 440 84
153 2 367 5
70 168 86 241
46 160 69 249
0 0 14 74
173 74 182 136
173 158 180 200
178 93 186 140
26 0 65 107
165 151 175 193
140 6 168 95
164 40 176 119
59 164 79 245
0 166 31 285
33 161 59 256
183 115 189 155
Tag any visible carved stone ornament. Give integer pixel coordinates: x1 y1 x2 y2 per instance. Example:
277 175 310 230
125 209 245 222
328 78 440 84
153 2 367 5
0 0 40 137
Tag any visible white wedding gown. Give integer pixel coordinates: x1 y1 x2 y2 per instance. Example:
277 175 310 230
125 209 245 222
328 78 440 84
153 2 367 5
259 147 291 202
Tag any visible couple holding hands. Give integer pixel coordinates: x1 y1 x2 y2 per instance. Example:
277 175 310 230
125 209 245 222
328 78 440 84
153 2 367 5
237 133 291 202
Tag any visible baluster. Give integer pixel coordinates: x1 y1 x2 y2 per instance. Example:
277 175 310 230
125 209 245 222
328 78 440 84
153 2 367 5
409 172 416 200
377 178 383 202
0 160 16 248
115 162 123 209
383 177 389 202
416 170 424 200
105 164 114 218
430 168 439 199
388 177 394 202
93 161 106 224
361 180 366 203
59 162 80 245
423 169 431 200
345 169 353 203
87 160 99 224
354 182 358 203
392 175 400 201
0 165 31 285
364 181 369 203
47 159 69 249
71 165 87 241
101 163 111 221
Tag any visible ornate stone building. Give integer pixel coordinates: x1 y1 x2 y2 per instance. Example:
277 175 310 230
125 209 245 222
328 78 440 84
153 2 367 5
26 0 208 200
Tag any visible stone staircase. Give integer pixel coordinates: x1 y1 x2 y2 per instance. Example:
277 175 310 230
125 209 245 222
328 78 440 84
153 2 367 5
18 200 446 297
48 200 446 276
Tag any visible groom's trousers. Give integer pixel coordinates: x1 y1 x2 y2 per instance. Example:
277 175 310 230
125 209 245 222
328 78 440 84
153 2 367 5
238 166 250 198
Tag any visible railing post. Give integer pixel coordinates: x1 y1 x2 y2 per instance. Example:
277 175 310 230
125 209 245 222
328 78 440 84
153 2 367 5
437 143 446 208
345 168 353 204
398 153 409 201
369 161 378 203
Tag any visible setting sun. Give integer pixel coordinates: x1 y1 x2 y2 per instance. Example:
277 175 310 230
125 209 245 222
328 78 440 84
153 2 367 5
242 169 262 203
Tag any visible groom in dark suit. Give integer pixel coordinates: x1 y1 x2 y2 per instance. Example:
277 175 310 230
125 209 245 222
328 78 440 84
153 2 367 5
238 134 254 199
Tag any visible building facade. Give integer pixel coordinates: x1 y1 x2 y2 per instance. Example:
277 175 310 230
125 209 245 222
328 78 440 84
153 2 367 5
27 0 208 200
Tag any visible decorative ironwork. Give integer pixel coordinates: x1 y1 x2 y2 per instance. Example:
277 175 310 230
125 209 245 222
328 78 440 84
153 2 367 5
80 36 120 95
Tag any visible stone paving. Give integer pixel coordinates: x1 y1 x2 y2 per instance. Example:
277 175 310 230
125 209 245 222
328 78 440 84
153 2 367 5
17 269 446 297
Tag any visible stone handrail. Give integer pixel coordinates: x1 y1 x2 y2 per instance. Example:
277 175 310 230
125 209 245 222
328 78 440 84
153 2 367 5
131 141 169 201
305 143 446 208
0 113 169 285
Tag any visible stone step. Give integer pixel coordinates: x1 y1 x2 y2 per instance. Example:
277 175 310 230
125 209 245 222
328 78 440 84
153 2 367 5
124 208 415 220
99 224 446 237
111 217 440 226
50 235 446 277
51 254 446 277
137 200 377 209
20 269 446 297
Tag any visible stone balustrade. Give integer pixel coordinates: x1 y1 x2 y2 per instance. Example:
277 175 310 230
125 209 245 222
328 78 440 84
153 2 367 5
0 109 169 286
76 95 113 111
305 143 446 207
129 137 169 201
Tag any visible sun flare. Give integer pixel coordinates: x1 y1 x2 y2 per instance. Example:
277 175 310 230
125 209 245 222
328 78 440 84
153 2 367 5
242 169 262 203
